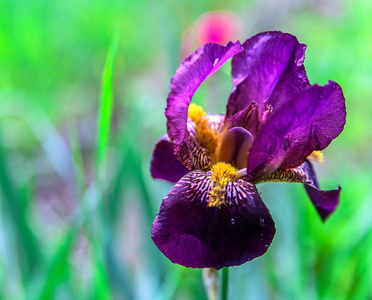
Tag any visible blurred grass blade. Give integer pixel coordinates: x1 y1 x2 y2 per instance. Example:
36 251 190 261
92 238 112 300
319 200 372 300
37 231 76 300
104 237 133 300
34 126 88 299
0 140 41 280
128 143 155 223
104 133 130 226
68 123 87 198
156 266 185 300
93 28 119 300
96 28 119 180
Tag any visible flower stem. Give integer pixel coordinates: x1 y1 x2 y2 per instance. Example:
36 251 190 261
220 267 229 300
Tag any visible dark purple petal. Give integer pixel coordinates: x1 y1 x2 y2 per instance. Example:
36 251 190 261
261 161 341 221
246 81 346 181
165 41 242 147
226 31 309 118
304 185 341 222
150 135 189 183
245 102 295 182
151 170 275 269
281 81 346 169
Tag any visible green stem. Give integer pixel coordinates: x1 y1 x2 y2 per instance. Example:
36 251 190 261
220 267 229 300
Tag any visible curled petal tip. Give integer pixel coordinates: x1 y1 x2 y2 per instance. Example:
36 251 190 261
305 184 341 222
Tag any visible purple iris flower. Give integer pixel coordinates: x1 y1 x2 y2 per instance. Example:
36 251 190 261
150 31 346 270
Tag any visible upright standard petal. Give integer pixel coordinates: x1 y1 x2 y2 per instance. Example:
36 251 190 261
262 161 341 221
150 135 189 183
226 31 309 118
165 41 242 147
151 170 276 269
281 81 346 169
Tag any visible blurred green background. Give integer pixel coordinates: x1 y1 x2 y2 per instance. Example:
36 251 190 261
0 0 371 299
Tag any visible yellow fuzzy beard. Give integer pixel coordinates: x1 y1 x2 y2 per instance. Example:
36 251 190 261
188 103 219 163
208 162 239 208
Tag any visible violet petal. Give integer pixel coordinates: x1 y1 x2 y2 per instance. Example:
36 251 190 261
245 102 295 182
260 161 341 221
246 81 346 182
150 135 189 183
226 31 309 118
151 170 276 269
281 81 346 169
304 185 341 222
165 41 242 147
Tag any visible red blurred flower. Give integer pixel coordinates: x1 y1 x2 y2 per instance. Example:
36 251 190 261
181 11 242 59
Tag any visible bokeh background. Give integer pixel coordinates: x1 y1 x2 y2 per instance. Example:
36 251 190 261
0 0 371 299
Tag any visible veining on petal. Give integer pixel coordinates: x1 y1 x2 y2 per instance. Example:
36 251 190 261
208 162 239 208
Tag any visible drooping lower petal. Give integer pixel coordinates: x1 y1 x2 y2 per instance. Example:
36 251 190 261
304 184 341 222
226 31 309 118
150 135 189 183
261 160 341 221
151 170 275 269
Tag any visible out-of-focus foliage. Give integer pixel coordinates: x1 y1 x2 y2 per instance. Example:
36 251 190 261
0 0 371 299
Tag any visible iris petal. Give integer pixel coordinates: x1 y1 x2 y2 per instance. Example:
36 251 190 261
245 102 295 182
281 81 346 169
165 41 242 160
150 135 189 183
261 161 341 221
304 185 341 222
226 31 309 118
151 170 276 269
246 81 346 182
176 114 225 170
